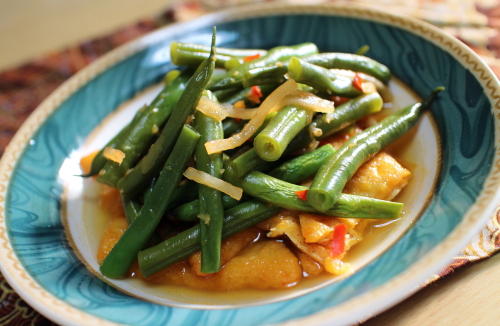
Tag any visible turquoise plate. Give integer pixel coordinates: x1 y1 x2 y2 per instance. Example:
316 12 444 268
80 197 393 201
0 3 499 326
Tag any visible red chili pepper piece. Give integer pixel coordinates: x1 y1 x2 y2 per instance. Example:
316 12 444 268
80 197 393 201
247 85 264 104
295 189 308 201
243 53 261 62
330 223 347 257
352 73 364 92
331 96 351 106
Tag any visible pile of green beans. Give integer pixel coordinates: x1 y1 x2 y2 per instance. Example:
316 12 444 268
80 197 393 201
86 28 445 279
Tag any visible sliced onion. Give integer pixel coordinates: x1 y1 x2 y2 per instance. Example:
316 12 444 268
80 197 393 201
283 91 335 113
103 147 125 164
183 167 243 200
196 96 259 121
196 96 227 121
205 79 298 154
223 105 258 120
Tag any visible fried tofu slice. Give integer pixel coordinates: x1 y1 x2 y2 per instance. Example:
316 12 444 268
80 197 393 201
344 152 411 201
188 227 260 276
216 240 302 290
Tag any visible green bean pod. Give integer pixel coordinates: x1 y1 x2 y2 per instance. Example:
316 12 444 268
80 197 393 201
170 41 266 68
242 171 403 219
82 124 132 177
287 57 361 97
96 73 190 186
304 52 391 83
269 144 335 183
254 106 311 161
222 118 244 137
100 125 200 278
173 195 239 222
243 65 288 87
308 87 444 211
138 200 280 277
314 92 383 139
223 148 277 185
122 195 141 224
193 106 225 273
118 30 216 197
210 43 318 90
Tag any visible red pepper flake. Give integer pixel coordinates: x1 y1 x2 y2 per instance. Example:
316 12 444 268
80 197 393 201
352 73 364 92
247 85 264 104
329 223 347 257
243 53 261 62
331 96 350 106
295 189 308 201
234 118 242 123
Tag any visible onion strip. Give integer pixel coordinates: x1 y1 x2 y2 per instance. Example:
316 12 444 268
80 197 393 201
196 96 259 121
103 147 125 164
283 91 335 113
205 79 298 154
183 167 243 200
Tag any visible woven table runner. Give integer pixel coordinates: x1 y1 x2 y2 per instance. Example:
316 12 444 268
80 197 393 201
0 1 498 324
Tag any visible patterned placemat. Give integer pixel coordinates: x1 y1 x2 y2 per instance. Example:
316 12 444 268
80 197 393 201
0 1 498 325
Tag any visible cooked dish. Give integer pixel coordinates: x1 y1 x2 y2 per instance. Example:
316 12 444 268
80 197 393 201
80 28 443 291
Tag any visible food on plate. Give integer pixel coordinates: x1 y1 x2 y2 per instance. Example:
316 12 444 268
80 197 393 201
81 27 443 290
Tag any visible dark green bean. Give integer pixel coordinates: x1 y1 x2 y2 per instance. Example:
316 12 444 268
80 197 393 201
210 43 318 90
193 106 225 273
173 195 239 222
287 57 361 97
118 30 216 197
96 73 190 186
308 87 444 212
81 124 132 177
222 119 244 137
243 171 403 219
304 52 391 83
100 125 200 278
122 195 141 224
314 92 383 139
254 105 311 161
170 41 266 68
138 200 280 277
223 148 276 185
269 144 335 183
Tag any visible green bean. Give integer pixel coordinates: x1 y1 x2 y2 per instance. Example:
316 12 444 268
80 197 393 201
210 43 318 90
168 181 199 209
223 148 277 185
308 87 444 212
314 92 383 139
269 144 335 183
193 104 225 273
222 119 244 137
100 125 200 278
138 200 280 277
96 73 190 187
287 57 361 97
122 195 141 224
173 195 239 222
170 41 266 68
118 30 216 197
243 171 403 219
329 69 391 101
242 65 288 87
254 105 311 161
81 124 132 177
304 52 391 83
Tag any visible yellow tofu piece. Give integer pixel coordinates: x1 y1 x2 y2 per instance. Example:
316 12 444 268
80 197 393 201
216 240 302 289
344 152 411 200
188 227 260 276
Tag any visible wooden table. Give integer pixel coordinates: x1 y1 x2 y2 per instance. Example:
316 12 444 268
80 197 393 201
0 1 498 325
